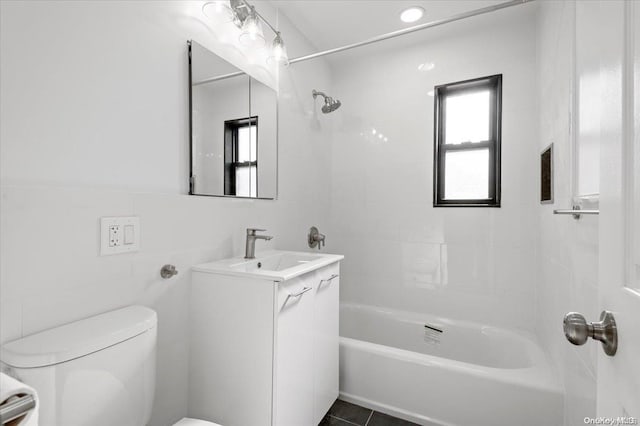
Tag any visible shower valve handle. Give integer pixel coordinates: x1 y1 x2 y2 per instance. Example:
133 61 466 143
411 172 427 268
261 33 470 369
308 226 325 250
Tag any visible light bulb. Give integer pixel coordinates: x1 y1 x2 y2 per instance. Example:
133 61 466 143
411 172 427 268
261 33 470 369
239 8 265 48
202 1 234 22
267 32 289 66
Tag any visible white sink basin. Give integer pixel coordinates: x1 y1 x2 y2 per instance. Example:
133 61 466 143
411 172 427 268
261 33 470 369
231 252 323 272
192 250 344 281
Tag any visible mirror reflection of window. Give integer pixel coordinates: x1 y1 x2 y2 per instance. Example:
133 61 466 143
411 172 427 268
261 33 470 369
224 117 258 197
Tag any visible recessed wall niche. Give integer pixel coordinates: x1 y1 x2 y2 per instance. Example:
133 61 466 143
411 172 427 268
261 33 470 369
540 143 553 204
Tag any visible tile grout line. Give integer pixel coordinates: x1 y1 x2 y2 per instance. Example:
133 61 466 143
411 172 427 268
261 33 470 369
364 410 374 426
327 414 364 426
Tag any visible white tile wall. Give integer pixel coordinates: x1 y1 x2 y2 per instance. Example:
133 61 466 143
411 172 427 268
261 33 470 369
325 5 540 331
537 1 598 424
0 1 606 424
0 2 333 425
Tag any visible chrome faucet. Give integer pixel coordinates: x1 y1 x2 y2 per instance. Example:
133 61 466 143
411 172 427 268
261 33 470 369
245 228 273 259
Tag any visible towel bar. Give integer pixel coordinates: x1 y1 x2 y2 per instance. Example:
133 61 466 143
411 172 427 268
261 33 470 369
553 206 599 220
0 394 36 425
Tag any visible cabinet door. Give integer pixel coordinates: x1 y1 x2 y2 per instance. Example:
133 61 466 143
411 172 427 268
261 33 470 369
313 264 340 424
274 275 315 426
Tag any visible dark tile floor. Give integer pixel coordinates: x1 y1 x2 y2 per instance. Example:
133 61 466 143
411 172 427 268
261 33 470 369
319 399 420 426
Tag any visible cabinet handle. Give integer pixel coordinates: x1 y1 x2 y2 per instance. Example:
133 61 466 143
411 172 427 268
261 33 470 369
320 274 339 285
285 286 312 303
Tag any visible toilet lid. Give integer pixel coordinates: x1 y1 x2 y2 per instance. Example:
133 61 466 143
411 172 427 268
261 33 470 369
174 418 222 426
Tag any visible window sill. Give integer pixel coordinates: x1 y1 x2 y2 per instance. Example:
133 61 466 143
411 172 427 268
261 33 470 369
433 203 501 208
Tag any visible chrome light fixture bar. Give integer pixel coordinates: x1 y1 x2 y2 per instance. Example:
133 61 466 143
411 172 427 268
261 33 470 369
201 0 289 66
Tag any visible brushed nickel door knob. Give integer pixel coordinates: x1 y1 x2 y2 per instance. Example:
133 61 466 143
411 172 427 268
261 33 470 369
563 312 590 345
563 311 617 356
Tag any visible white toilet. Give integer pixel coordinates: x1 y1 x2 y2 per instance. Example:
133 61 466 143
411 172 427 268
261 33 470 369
0 306 221 426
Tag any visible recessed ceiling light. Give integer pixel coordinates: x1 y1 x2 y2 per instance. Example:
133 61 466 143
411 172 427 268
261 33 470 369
400 6 425 23
418 62 435 71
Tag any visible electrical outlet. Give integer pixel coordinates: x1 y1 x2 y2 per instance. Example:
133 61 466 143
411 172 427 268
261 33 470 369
101 217 140 255
109 225 120 247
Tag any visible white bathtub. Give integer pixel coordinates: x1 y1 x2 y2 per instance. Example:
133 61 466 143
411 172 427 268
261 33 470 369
339 303 563 426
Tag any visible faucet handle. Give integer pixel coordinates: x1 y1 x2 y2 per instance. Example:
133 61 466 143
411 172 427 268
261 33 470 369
247 228 267 235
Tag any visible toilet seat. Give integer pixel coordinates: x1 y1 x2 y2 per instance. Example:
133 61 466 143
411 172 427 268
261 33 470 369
174 417 222 426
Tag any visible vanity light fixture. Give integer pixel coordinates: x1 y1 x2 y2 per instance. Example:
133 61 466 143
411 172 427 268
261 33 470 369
267 31 289 66
400 6 425 23
202 1 234 22
204 0 289 66
238 6 265 48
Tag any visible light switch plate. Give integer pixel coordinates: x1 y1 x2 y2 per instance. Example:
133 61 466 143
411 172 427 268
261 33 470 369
100 217 140 255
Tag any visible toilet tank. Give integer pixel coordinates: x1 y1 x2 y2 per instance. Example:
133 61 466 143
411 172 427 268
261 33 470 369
0 306 157 426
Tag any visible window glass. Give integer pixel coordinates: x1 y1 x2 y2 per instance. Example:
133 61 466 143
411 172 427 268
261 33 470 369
237 126 252 162
250 125 257 162
235 166 250 197
444 149 490 199
445 91 490 144
250 165 257 198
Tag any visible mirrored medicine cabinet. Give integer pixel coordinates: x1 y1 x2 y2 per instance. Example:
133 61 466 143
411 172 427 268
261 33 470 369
188 40 277 199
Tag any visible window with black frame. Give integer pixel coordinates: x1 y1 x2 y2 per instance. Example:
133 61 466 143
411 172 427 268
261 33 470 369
224 116 258 197
433 74 502 207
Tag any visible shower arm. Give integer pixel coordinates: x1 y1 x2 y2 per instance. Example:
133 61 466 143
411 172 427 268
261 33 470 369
312 90 328 100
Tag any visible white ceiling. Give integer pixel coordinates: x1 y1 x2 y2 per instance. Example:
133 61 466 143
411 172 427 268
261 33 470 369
268 0 507 52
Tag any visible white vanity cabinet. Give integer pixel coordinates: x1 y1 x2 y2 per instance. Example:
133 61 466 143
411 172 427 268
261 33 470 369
189 252 342 426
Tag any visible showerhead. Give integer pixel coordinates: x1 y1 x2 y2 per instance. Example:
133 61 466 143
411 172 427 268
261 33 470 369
322 99 341 113
312 89 341 114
